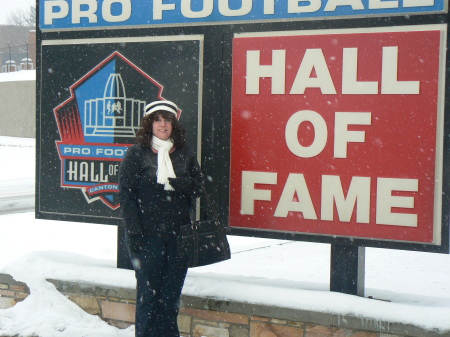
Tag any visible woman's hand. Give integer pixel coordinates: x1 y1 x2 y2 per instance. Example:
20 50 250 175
168 177 194 193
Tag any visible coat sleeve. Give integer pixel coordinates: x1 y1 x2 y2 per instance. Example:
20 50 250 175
187 151 205 199
118 145 143 236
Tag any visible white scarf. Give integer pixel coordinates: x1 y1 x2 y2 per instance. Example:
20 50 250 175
152 136 176 191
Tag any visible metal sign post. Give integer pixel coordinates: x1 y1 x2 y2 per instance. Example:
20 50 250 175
330 245 365 296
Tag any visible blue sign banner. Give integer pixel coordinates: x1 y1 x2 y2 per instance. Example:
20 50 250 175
40 0 446 30
58 144 129 160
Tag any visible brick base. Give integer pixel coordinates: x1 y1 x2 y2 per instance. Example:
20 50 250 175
0 273 30 309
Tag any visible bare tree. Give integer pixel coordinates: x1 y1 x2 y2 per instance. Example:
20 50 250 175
7 5 36 28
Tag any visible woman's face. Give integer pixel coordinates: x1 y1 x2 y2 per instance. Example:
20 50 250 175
152 115 173 140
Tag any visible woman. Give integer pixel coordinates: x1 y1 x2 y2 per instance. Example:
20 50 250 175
119 100 204 337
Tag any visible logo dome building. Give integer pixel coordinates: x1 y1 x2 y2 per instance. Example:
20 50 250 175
84 73 145 138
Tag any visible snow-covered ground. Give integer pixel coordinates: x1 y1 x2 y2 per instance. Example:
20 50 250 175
0 136 450 337
0 70 35 83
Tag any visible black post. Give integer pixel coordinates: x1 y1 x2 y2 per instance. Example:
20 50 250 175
7 43 11 72
25 42 29 69
330 244 365 296
117 226 133 270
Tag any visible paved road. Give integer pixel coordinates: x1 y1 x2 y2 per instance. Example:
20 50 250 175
0 178 34 215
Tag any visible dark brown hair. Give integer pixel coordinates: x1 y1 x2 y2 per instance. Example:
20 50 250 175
136 110 187 149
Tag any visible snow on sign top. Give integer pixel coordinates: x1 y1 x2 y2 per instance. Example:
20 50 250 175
39 0 447 30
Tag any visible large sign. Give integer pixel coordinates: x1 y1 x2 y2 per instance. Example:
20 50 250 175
229 25 447 244
37 36 203 220
39 0 447 30
37 0 450 252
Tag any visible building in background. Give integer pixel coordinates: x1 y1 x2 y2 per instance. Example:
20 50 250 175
0 25 36 72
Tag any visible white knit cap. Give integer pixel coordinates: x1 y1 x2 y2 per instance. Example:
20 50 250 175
144 100 178 117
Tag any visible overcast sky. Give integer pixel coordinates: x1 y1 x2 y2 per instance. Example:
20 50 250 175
0 0 35 25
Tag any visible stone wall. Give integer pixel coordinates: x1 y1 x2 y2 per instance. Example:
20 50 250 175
0 274 30 309
0 274 449 337
0 80 35 138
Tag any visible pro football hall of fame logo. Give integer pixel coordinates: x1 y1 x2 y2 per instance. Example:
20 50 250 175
53 51 176 210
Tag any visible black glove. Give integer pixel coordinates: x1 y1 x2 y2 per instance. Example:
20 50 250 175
128 234 144 254
168 177 194 193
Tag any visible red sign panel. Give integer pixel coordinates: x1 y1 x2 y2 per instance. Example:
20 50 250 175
229 25 447 244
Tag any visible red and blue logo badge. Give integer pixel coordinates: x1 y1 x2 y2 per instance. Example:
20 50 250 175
54 51 170 209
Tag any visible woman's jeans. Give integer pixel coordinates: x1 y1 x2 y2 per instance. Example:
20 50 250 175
126 233 188 337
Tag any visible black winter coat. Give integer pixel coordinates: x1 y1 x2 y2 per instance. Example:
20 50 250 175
119 144 204 238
